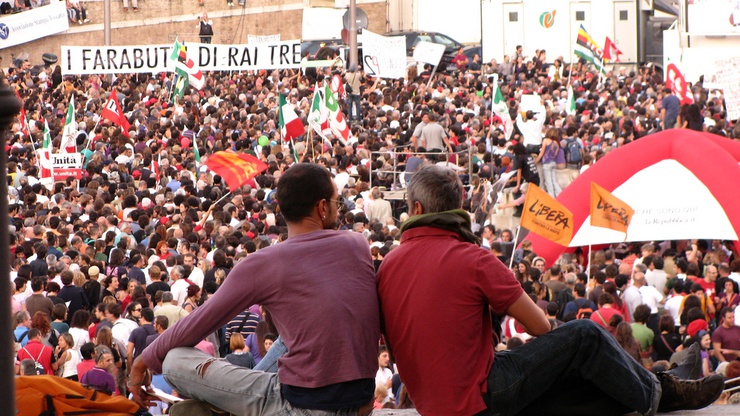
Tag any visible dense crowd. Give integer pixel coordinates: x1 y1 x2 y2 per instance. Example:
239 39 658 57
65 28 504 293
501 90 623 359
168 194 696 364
5 45 740 412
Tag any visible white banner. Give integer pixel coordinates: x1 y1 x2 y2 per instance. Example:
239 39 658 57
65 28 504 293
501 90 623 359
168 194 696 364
360 30 406 79
412 41 445 66
248 34 281 44
62 40 302 75
714 56 740 121
0 2 69 49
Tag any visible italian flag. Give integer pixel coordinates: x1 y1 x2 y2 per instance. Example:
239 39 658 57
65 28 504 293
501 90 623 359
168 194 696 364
324 84 349 144
279 94 304 142
566 85 577 115
60 94 77 153
37 118 54 188
491 75 513 140
42 118 52 149
194 144 201 164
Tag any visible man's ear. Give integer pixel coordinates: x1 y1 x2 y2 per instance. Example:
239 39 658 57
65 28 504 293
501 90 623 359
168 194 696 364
411 201 424 216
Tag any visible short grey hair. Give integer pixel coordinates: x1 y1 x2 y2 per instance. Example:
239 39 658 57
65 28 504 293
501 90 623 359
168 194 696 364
407 165 464 214
161 291 174 302
171 266 184 278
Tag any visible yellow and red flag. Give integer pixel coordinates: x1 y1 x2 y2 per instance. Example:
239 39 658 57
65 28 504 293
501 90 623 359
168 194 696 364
590 182 634 234
520 184 574 247
205 152 268 192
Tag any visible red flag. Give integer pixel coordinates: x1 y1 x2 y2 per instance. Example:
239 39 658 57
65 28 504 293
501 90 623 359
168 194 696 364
205 152 268 192
602 36 623 62
15 90 29 138
665 63 694 105
101 93 131 137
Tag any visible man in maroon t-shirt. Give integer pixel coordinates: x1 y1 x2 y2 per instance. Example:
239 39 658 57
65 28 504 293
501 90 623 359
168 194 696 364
378 165 724 416
712 307 740 362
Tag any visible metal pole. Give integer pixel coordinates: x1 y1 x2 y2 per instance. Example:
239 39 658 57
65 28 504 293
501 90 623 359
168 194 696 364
349 0 358 71
104 0 111 46
0 79 21 416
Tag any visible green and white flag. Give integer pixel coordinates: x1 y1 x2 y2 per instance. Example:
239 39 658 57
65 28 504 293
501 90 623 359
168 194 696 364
491 75 513 140
566 85 577 115
60 94 77 153
42 118 52 149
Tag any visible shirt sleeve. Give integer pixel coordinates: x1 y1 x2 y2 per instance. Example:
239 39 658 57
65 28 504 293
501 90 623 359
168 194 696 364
475 251 524 315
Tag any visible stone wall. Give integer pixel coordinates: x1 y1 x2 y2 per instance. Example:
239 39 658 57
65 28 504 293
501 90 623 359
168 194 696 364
2 0 387 67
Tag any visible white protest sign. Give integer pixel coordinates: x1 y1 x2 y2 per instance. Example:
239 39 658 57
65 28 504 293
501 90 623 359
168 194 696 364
714 56 740 121
51 153 83 181
360 30 406 79
519 94 545 114
0 2 69 49
248 34 281 44
412 41 445 66
62 40 303 75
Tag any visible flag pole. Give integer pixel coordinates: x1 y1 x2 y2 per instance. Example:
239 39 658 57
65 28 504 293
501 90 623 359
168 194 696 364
509 225 521 270
214 191 232 206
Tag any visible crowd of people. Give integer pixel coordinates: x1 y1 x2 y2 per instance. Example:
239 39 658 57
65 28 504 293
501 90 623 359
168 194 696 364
4 43 738 414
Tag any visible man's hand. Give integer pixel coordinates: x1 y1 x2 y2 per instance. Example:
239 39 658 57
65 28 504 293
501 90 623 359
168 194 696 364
129 356 156 408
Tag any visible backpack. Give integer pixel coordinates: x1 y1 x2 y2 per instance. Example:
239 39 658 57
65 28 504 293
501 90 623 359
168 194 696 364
47 329 59 349
564 138 582 167
555 288 574 320
575 299 594 320
14 329 29 354
21 347 47 375
16 375 142 415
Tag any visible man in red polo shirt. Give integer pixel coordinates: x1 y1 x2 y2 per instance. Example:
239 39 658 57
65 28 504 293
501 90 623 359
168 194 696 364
17 329 57 375
377 165 724 416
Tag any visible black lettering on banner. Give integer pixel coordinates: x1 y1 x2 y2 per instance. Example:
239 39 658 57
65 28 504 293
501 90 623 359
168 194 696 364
363 55 376 76
212 46 217 66
279 44 290 65
94 50 105 70
199 46 209 67
268 45 277 66
133 48 143 69
596 197 629 225
228 47 238 67
120 49 131 69
80 49 90 71
106 49 118 70
239 47 253 66
292 43 301 64
527 199 570 229
159 46 169 68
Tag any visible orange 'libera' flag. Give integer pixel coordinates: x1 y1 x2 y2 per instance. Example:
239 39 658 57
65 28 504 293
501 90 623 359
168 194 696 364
205 151 268 192
590 182 634 234
520 184 574 247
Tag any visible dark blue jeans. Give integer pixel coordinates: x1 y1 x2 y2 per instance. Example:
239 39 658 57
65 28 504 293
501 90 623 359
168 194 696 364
346 94 362 122
486 320 658 416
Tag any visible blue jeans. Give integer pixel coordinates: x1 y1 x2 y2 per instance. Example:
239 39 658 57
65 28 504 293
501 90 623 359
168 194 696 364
541 161 562 197
253 336 287 373
162 347 358 415
346 94 362 122
486 320 658 416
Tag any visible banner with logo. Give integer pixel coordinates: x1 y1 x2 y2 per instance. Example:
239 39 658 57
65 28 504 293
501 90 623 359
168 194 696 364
0 2 69 49
520 184 573 247
360 30 406 79
62 40 302 75
590 182 634 235
51 153 83 181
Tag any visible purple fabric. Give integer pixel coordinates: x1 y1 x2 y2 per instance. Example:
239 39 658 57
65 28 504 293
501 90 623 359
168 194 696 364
141 230 380 388
81 367 116 394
